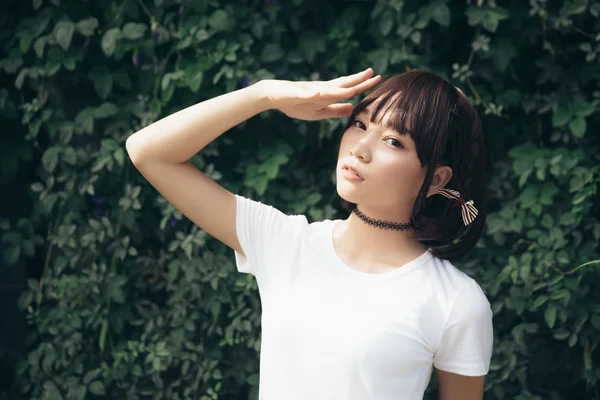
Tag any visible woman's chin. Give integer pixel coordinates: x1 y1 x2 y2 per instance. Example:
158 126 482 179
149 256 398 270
335 184 362 204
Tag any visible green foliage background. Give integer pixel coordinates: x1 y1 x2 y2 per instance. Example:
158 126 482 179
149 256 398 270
1 0 599 399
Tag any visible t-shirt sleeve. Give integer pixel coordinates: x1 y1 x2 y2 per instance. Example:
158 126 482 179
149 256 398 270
433 279 494 376
233 194 308 283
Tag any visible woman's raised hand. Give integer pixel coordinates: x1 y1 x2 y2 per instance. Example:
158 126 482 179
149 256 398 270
258 68 382 121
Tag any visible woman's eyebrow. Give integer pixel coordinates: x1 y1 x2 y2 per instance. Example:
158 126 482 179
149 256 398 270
357 107 372 117
356 106 416 136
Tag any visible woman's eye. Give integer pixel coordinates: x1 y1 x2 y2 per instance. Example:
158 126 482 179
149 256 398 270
352 119 366 130
385 138 403 148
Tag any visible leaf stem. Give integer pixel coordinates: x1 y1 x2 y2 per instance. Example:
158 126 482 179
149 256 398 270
136 0 153 20
551 259 600 275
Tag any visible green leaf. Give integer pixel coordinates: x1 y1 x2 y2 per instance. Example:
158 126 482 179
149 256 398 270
31 182 44 192
89 66 113 100
88 381 105 396
22 240 35 256
33 0 43 10
42 147 60 173
122 22 147 40
208 10 230 31
15 69 29 90
75 107 95 134
466 6 509 32
101 139 119 151
186 69 203 93
19 31 34 53
94 103 119 119
247 373 259 386
552 108 571 127
568 116 586 138
76 18 99 37
553 329 570 340
562 1 587 16
1 48 23 74
466 7 486 27
492 39 517 72
161 70 185 92
298 34 324 63
17 291 32 310
571 100 596 117
113 69 131 90
84 369 101 385
532 295 549 309
379 13 394 36
410 31 422 44
152 357 161 371
260 44 284 63
101 28 121 57
114 148 125 166
53 20 75 51
34 36 48 58
91 155 111 172
368 49 389 75
99 319 107 351
431 4 450 27
61 147 77 165
4 246 20 265
63 56 76 71
485 7 509 32
545 305 557 328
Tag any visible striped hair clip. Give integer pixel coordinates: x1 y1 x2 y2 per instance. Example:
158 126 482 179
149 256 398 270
435 188 478 226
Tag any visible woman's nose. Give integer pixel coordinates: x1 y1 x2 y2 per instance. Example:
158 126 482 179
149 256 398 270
349 135 372 162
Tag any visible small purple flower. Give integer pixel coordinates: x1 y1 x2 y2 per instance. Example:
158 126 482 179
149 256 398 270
91 195 108 207
241 77 250 88
169 215 181 226
132 52 143 69
151 21 160 41
91 195 108 216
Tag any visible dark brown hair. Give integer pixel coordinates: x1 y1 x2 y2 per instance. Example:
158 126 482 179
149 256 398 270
340 70 488 261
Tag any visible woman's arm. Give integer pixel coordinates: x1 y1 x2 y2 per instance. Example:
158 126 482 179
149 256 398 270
125 69 381 257
436 367 485 400
126 83 269 165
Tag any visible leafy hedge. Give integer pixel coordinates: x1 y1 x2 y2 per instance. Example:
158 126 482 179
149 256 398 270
1 0 599 399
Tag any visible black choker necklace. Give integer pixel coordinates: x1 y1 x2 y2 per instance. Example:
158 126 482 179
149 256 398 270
352 207 414 231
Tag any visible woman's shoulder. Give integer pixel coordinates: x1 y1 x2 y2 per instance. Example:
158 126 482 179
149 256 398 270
424 255 489 305
301 217 337 243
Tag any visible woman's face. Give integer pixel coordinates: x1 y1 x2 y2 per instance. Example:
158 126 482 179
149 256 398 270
336 105 428 214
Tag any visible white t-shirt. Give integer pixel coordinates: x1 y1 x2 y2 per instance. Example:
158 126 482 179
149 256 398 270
233 194 494 400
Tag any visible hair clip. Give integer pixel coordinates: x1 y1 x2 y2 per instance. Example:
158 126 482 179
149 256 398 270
435 188 478 226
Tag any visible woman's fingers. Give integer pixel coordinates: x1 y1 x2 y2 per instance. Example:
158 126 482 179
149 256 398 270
327 68 374 88
318 103 355 118
311 75 381 104
312 75 381 104
347 74 382 95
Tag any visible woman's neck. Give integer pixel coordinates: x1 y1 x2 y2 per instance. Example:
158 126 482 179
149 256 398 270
333 210 428 272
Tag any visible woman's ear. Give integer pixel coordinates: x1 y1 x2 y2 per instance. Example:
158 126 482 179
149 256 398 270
426 166 453 198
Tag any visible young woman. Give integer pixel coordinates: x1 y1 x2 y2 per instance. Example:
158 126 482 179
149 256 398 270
126 68 493 400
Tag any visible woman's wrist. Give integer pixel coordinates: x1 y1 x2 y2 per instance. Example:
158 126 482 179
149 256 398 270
248 80 276 112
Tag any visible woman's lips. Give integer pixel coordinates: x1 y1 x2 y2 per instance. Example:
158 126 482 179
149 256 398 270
341 167 364 181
